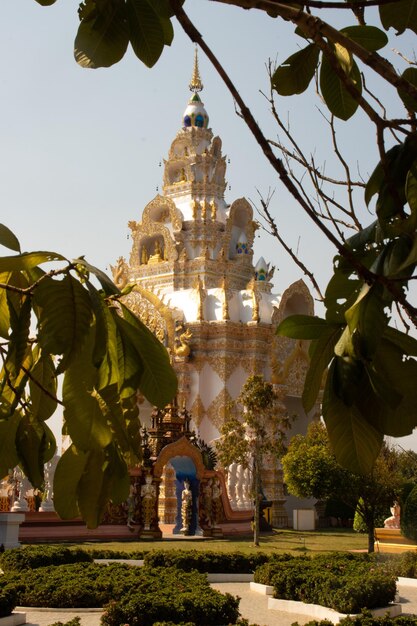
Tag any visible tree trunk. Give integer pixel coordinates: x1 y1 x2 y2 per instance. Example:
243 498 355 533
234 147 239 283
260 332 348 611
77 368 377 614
253 455 260 547
368 524 375 553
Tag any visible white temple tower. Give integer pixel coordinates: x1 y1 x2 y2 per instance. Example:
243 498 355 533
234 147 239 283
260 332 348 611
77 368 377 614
113 51 317 526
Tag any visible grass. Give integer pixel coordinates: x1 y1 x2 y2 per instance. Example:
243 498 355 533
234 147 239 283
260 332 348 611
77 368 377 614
39 528 368 555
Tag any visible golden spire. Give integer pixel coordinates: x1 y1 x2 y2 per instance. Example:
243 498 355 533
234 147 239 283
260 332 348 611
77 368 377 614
189 46 203 93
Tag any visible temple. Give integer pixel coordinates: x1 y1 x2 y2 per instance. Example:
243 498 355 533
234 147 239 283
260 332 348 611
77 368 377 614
111 50 317 532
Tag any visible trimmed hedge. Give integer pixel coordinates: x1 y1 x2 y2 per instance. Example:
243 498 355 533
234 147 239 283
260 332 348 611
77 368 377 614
144 549 272 573
254 553 397 614
101 568 239 626
86 548 146 560
402 486 417 542
0 546 92 573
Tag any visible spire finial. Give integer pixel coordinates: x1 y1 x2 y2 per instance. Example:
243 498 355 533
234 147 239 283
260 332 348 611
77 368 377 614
189 46 203 94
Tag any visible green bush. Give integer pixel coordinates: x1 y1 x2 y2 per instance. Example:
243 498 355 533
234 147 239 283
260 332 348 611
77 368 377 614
0 583 17 618
8 562 145 607
254 553 396 614
0 546 92 573
144 549 270 573
47 618 81 626
401 485 417 542
101 568 239 626
294 611 417 625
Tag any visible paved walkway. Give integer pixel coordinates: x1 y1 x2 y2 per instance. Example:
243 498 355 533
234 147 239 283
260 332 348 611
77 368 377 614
20 581 417 626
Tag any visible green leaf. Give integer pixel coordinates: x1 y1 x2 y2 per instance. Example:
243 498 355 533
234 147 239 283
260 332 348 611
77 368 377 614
126 0 166 68
0 412 21 476
384 325 417 356
0 273 11 339
77 444 130 528
340 25 388 51
345 284 388 358
16 416 56 488
113 304 177 407
74 258 120 296
116 320 144 399
63 327 113 451
345 221 378 251
7 295 32 375
323 360 383 474
53 445 89 520
29 352 58 421
320 54 361 120
398 67 417 112
34 275 93 374
380 0 417 36
302 324 342 412
276 314 329 339
34 0 57 5
74 2 129 69
0 225 20 253
272 44 320 96
98 384 131 453
0 251 65 272
365 145 401 207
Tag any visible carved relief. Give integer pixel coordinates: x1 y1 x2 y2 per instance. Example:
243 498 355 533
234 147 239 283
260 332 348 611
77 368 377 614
206 388 233 430
190 394 205 427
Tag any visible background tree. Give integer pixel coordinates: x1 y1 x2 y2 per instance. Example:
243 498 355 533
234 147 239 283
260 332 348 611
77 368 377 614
216 375 290 546
29 0 417 475
282 421 403 552
0 224 177 528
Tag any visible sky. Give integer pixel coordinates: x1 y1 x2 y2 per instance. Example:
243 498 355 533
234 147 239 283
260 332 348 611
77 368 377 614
1 0 417 450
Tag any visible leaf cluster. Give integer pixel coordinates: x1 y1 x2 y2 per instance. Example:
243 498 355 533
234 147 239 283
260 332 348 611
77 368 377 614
0 224 177 528
35 0 177 69
254 553 397 614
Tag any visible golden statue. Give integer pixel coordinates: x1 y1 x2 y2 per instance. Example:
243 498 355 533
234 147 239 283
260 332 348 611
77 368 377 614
201 200 207 221
148 239 163 264
210 199 217 220
141 246 148 265
192 199 199 220
174 323 193 358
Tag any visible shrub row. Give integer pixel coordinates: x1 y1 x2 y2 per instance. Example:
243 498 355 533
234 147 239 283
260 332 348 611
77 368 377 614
254 553 397 614
0 546 92 572
143 549 273 573
6 561 239 625
294 610 417 625
0 583 17 618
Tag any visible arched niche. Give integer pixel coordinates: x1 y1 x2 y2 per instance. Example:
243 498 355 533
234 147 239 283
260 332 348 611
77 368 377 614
153 436 207 480
225 198 254 259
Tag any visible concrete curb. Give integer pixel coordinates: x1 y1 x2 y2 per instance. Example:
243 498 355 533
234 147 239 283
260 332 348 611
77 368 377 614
0 614 26 626
267 598 401 624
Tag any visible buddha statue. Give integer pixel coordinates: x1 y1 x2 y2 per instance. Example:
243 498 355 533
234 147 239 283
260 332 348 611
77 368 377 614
148 239 163 264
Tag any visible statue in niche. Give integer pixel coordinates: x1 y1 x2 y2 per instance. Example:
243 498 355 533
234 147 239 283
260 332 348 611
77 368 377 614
148 239 163 264
181 480 193 535
141 474 156 531
127 482 139 530
210 199 217 221
227 463 238 508
179 168 187 182
384 502 401 529
184 147 189 156
201 200 207 220
141 246 148 265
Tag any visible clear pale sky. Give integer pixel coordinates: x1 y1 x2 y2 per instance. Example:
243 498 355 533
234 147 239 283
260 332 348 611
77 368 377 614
1 1 416 450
